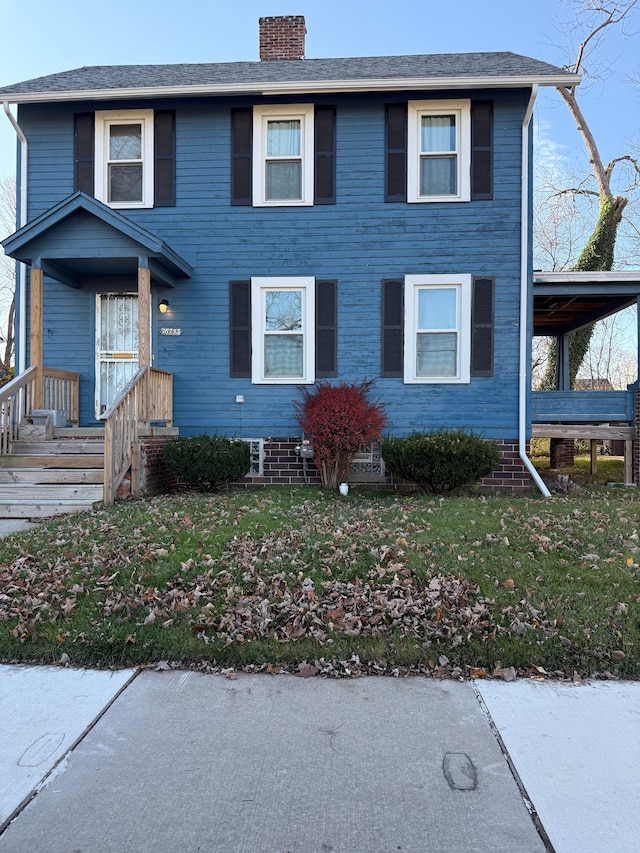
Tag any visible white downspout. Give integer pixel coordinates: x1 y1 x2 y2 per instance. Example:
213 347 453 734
3 101 28 375
519 85 550 497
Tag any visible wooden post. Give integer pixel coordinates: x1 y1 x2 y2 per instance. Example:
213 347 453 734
138 266 151 369
30 268 44 409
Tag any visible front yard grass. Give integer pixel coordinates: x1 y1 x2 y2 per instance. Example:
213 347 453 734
1 486 639 679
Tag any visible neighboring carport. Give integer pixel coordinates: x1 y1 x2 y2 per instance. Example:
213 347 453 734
532 270 640 484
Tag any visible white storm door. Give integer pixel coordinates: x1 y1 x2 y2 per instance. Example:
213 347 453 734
95 294 139 418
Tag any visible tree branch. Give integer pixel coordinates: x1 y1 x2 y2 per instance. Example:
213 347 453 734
555 84 612 197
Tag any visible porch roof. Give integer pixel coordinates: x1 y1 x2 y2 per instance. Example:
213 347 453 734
1 192 193 288
533 271 640 336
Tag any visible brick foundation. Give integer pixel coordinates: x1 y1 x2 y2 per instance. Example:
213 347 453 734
234 437 531 491
238 438 322 487
139 434 178 495
479 440 532 490
549 437 575 469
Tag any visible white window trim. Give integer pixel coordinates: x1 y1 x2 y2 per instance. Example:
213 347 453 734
252 104 314 207
404 274 471 384
95 109 154 209
407 99 470 203
251 276 315 384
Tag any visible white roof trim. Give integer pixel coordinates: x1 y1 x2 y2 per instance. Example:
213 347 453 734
2 73 580 104
534 271 640 284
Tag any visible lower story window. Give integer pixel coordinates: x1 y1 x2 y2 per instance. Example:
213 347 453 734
251 277 315 384
404 274 471 383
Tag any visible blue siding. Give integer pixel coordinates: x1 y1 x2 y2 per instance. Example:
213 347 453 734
18 89 530 439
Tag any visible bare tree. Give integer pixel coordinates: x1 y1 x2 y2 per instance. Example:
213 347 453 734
576 312 638 387
0 174 16 382
539 0 640 389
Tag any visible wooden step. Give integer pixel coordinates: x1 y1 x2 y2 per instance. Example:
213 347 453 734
10 440 105 455
0 499 101 519
0 455 105 469
0 468 103 485
0 484 103 501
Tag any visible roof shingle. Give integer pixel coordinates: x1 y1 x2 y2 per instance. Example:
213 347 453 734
0 52 577 101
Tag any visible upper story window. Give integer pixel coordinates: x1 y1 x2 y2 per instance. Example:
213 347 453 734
252 105 314 206
94 110 154 208
404 274 471 383
407 100 471 203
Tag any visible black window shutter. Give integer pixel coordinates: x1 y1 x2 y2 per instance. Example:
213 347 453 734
231 108 252 206
381 279 404 377
471 277 494 376
314 106 336 205
471 101 493 201
74 113 95 195
154 111 176 207
385 104 407 202
316 279 337 377
230 280 251 377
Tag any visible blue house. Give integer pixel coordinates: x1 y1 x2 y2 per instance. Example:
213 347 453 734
1 15 636 513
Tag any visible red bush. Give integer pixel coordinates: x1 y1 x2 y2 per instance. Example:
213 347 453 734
295 380 387 489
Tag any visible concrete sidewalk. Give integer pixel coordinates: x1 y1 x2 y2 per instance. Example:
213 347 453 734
1 666 639 853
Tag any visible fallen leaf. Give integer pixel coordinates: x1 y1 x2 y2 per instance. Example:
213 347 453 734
469 667 488 678
294 662 318 678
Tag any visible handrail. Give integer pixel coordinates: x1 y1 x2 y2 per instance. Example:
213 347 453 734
0 367 37 454
103 366 173 505
0 367 80 454
42 368 80 425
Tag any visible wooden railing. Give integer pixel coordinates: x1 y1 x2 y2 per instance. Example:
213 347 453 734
0 367 37 454
0 367 79 454
103 367 173 505
42 367 80 425
531 389 635 424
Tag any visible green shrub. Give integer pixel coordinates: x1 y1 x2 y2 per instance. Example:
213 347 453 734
380 428 501 494
164 435 250 491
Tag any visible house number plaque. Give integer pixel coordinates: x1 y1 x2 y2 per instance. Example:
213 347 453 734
160 327 183 336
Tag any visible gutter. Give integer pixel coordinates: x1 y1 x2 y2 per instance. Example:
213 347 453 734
0 73 581 104
519 85 550 497
3 102 27 375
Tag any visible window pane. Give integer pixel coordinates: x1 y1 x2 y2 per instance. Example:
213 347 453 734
416 333 457 377
267 120 301 156
421 115 455 152
109 124 142 160
265 290 302 331
266 161 302 200
420 156 456 196
265 335 303 376
109 164 143 202
418 288 457 330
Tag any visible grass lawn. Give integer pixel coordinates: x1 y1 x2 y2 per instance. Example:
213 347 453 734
532 453 626 485
1 485 639 679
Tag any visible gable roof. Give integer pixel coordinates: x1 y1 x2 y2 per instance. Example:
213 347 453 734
1 192 193 288
0 53 579 103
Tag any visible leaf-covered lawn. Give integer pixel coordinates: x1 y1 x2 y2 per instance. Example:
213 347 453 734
1 487 639 679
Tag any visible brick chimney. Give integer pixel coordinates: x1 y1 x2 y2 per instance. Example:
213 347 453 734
259 15 306 60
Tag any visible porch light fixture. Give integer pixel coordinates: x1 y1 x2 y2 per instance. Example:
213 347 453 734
158 299 170 314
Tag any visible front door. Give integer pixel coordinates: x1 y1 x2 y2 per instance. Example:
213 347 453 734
95 293 139 418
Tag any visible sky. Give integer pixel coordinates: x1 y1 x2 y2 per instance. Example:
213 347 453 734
0 0 638 348
0 0 638 181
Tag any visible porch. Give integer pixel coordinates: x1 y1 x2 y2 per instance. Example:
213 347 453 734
532 271 640 485
0 193 193 516
0 365 176 516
